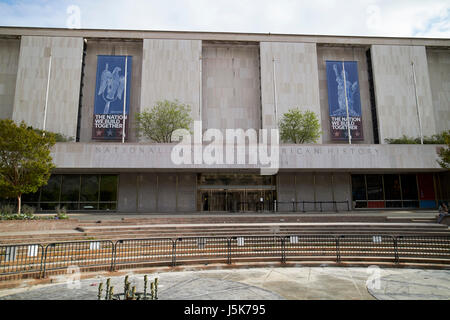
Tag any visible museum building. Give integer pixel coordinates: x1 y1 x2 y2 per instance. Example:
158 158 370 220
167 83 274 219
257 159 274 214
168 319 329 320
0 27 449 213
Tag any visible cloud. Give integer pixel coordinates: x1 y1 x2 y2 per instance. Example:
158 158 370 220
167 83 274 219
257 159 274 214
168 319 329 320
0 0 449 38
413 8 450 37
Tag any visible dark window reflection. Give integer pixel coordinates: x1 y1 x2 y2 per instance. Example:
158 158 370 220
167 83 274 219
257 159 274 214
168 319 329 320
384 174 402 208
100 175 118 202
352 174 422 210
61 175 80 202
401 175 418 200
351 175 366 201
366 175 383 200
29 174 117 211
80 175 99 202
40 175 62 202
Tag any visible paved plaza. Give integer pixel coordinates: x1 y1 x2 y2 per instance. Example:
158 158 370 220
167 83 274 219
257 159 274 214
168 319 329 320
0 267 449 300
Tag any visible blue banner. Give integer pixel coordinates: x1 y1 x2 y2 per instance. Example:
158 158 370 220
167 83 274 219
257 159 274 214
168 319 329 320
326 61 364 141
92 55 132 140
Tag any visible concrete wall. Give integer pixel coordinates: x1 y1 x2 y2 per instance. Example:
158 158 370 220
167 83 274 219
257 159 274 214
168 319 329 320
371 45 436 143
79 39 143 142
52 143 444 171
277 172 351 211
118 173 138 213
202 43 261 130
158 173 177 212
260 42 321 139
0 39 20 120
178 173 197 212
137 173 158 212
140 39 202 132
426 49 450 134
317 46 374 144
278 174 296 203
12 36 83 138
118 172 197 213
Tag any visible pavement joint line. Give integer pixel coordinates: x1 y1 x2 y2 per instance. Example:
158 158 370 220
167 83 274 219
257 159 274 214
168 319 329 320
161 276 198 293
344 267 364 298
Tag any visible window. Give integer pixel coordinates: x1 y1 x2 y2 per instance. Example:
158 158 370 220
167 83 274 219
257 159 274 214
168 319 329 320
351 174 424 210
351 175 367 208
366 175 383 200
80 175 99 202
99 175 118 210
23 174 118 212
401 174 419 208
61 175 80 210
40 175 62 210
383 174 402 208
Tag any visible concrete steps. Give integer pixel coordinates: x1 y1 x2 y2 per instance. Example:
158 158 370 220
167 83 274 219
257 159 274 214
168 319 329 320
1 223 448 245
76 215 392 226
1 214 446 246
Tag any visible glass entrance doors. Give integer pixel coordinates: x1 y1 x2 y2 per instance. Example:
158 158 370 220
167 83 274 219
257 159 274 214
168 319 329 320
197 174 277 213
199 189 276 212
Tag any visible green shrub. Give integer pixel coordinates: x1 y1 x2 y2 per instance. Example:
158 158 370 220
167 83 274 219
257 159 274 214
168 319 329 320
21 205 36 220
385 132 447 145
55 206 69 220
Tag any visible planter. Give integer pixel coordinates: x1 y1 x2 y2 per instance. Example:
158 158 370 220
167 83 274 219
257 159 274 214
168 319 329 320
0 219 79 232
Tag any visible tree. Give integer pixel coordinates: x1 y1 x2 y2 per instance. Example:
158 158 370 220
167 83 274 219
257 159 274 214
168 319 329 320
135 100 193 143
438 130 450 169
279 109 322 144
0 120 56 214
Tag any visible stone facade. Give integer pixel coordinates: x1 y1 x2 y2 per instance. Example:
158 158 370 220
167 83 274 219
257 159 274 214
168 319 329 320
202 43 261 130
12 36 83 138
260 42 321 136
0 28 448 213
0 39 20 120
141 39 202 129
427 49 450 134
371 45 436 143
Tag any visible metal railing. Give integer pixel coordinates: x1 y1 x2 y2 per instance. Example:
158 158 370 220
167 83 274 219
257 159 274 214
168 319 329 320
42 240 115 276
0 244 44 276
1 234 449 279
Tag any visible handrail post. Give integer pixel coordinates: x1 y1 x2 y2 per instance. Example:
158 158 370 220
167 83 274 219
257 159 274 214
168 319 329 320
41 244 52 279
394 236 399 264
281 237 286 264
292 201 295 212
227 238 232 265
302 201 306 213
320 202 323 212
172 239 178 267
38 244 44 279
336 236 341 263
111 241 117 272
334 201 338 213
347 199 350 211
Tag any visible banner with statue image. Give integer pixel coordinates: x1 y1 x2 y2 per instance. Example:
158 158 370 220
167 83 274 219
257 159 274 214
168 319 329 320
92 55 132 140
326 61 364 141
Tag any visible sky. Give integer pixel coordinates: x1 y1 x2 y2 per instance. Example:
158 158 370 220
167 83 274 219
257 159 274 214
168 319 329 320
0 0 449 38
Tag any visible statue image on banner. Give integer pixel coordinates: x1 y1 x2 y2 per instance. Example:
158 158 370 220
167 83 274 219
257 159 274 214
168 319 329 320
92 55 132 141
326 61 364 141
331 64 359 117
98 63 125 114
